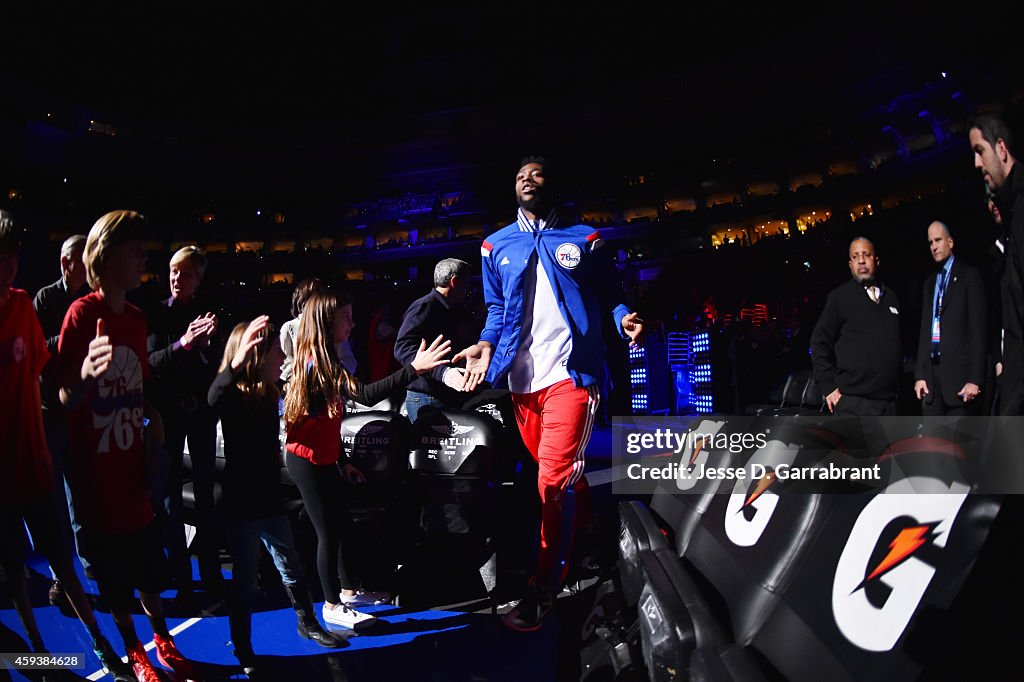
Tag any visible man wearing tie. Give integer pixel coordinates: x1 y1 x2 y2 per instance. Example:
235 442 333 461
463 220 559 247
811 237 902 416
914 221 986 415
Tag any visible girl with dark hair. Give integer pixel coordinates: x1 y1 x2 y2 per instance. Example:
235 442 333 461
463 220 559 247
283 291 451 629
208 317 341 675
280 277 322 384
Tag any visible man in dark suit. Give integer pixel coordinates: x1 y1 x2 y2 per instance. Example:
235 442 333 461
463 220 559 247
914 221 987 415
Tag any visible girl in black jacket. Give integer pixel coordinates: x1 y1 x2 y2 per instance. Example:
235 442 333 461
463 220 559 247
208 316 341 675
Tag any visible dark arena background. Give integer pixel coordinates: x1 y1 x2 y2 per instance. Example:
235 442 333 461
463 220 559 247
2 9 1023 682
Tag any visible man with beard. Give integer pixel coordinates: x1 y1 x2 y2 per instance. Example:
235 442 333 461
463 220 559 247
453 157 643 631
811 237 901 416
970 114 1023 414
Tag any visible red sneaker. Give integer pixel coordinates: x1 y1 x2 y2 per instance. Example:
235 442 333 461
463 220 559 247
153 633 204 681
126 641 163 682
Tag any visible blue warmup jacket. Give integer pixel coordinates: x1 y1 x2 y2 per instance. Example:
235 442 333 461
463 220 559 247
479 220 632 390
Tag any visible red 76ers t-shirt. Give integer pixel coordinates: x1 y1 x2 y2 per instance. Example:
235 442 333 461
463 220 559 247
0 289 54 505
59 292 154 534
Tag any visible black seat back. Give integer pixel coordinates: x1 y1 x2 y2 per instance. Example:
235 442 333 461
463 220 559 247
340 410 411 480
782 369 810 408
618 501 669 607
747 436 1000 681
679 419 848 644
409 408 500 478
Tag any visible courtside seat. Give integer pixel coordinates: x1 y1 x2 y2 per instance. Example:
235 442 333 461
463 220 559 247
771 369 819 416
401 408 502 606
634 423 1008 680
744 375 790 416
800 373 822 411
627 420 854 679
341 410 412 481
687 644 772 682
338 410 413 583
654 417 770 558
737 438 1003 681
676 418 847 644
636 547 729 680
408 407 500 479
618 500 670 607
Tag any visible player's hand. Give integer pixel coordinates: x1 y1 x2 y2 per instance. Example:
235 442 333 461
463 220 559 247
622 312 645 347
453 342 493 392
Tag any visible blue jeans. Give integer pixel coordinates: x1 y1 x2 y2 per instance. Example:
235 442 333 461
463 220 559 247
405 390 446 422
226 515 304 605
43 409 89 575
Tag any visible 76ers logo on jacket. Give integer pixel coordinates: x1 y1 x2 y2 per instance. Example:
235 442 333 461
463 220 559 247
555 243 581 269
831 478 969 652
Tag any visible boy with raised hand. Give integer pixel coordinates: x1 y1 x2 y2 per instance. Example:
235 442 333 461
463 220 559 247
59 210 203 682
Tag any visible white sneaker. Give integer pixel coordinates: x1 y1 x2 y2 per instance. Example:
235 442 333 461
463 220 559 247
339 589 391 607
322 602 378 629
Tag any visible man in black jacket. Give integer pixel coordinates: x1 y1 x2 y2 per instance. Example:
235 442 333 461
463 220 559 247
970 113 1024 414
394 258 471 421
32 234 89 609
811 237 901 416
914 221 986 415
34 235 89 353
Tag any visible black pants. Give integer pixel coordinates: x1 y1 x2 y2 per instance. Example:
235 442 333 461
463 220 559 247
998 370 1024 416
834 394 896 417
285 451 354 602
921 362 978 416
162 406 220 588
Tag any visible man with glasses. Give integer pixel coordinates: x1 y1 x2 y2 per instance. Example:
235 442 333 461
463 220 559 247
811 237 902 416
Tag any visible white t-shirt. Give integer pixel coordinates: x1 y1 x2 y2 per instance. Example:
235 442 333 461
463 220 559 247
508 256 572 394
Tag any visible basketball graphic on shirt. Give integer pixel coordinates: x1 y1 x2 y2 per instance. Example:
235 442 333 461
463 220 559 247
93 346 144 454
97 346 143 399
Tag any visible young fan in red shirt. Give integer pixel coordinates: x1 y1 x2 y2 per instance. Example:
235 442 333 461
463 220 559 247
59 210 202 682
0 210 134 681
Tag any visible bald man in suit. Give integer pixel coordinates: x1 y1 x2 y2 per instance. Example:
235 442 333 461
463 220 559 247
914 221 987 415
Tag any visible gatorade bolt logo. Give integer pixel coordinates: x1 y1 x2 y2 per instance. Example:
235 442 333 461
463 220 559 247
724 440 801 547
555 243 581 269
675 420 726 491
832 479 969 652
